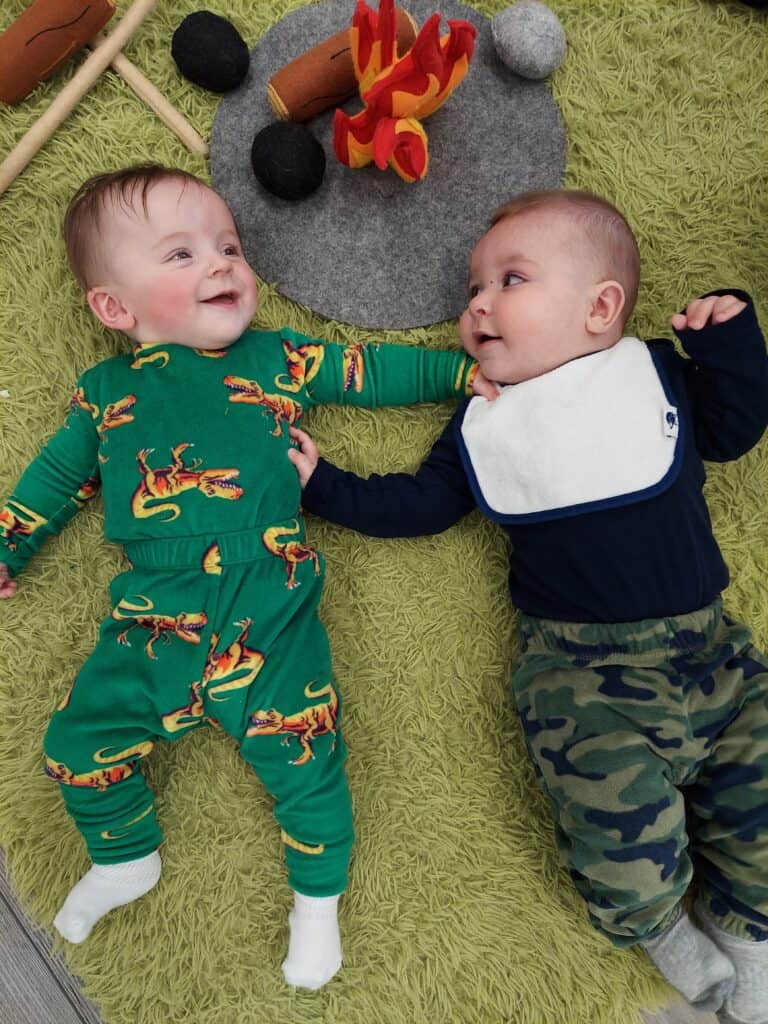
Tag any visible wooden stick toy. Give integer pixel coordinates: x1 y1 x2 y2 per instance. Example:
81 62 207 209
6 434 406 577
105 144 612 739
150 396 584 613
0 0 207 198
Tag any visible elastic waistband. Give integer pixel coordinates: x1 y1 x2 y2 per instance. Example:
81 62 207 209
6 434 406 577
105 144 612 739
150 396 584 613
518 598 724 661
123 517 307 571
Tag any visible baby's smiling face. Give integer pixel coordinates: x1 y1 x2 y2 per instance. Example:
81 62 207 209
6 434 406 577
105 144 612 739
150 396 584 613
89 178 259 350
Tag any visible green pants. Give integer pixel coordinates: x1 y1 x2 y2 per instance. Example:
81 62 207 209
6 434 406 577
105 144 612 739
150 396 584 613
43 518 353 897
513 599 768 944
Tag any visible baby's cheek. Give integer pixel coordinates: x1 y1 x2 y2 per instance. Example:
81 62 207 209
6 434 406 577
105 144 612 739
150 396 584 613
145 280 194 329
458 311 473 350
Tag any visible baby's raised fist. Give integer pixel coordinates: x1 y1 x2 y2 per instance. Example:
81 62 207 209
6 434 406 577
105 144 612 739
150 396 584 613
672 294 746 332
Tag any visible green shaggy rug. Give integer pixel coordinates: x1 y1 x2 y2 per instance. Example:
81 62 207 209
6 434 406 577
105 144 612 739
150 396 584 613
0 2 766 1023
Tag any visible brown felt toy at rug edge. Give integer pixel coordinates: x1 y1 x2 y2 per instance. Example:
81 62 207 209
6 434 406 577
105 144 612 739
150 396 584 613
0 0 116 106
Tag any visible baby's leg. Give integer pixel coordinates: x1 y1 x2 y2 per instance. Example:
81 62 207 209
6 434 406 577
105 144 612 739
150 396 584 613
687 625 768 1024
238 660 353 989
210 557 354 990
44 569 212 942
512 607 736 1010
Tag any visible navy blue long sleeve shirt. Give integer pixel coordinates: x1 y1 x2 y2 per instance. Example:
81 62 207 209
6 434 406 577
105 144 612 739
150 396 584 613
302 294 768 623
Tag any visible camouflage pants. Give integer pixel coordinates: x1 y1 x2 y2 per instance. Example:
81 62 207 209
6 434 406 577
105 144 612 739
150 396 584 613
512 598 768 946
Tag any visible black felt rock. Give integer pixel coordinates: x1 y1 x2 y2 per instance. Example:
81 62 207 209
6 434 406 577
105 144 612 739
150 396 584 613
250 123 326 201
171 11 249 93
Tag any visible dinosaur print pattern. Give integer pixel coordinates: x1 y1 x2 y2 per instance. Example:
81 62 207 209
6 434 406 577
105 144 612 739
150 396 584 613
276 339 325 393
0 500 47 550
342 343 365 392
130 346 169 370
262 520 320 589
69 387 99 419
97 394 136 441
161 619 265 733
246 681 338 766
224 375 303 437
111 594 207 659
131 444 242 521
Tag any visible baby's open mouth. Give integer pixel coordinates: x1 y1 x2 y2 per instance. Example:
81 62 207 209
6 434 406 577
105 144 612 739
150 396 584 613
476 332 501 345
203 291 237 306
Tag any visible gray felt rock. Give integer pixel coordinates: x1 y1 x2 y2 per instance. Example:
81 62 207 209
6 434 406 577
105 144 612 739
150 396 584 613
211 0 566 329
491 1 566 80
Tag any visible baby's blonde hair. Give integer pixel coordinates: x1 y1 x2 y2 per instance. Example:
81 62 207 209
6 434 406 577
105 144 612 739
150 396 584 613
63 164 207 290
489 189 641 324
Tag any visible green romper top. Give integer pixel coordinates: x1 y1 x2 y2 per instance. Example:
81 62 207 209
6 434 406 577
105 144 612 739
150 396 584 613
0 328 476 573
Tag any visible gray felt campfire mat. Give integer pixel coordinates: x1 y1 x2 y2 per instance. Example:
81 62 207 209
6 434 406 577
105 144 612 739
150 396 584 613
210 0 566 329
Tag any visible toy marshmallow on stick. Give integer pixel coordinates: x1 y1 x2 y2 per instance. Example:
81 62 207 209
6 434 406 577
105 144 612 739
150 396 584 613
333 0 476 183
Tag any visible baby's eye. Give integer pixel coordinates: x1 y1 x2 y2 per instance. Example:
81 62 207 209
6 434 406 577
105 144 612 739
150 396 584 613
169 249 192 261
468 284 480 299
502 272 523 287
223 244 240 257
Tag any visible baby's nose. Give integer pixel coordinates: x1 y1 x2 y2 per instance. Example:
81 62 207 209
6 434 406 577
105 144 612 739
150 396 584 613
209 252 230 274
469 288 491 316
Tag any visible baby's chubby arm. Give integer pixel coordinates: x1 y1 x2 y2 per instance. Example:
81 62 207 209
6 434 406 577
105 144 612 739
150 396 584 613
0 373 101 580
296 328 497 409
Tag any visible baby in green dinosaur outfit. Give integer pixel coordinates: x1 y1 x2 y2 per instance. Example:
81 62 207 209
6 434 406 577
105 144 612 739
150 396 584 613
0 164 490 989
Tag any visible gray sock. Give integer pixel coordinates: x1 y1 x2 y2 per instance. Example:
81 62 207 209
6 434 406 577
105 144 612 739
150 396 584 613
641 909 735 1012
694 900 768 1024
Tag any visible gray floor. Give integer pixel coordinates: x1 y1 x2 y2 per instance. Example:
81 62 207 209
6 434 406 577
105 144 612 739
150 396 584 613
0 846 717 1024
0 849 101 1024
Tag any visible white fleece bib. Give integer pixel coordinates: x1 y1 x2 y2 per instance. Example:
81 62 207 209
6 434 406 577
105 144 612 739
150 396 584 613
459 337 680 520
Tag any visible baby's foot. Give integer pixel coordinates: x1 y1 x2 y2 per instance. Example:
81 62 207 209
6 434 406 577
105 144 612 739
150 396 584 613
282 891 342 990
695 901 768 1024
641 909 734 1011
54 850 161 943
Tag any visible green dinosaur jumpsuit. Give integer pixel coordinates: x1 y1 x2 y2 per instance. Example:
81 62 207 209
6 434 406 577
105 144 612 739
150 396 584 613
0 329 476 896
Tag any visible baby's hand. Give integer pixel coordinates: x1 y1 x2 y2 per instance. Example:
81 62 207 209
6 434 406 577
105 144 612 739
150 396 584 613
471 368 499 401
0 563 17 599
287 426 320 488
672 294 746 332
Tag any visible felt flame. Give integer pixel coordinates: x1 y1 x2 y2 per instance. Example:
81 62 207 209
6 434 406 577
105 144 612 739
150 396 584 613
334 0 476 183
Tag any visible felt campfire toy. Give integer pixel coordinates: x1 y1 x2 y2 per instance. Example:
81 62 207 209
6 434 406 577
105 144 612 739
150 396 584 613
267 7 417 123
333 0 476 183
0 0 207 198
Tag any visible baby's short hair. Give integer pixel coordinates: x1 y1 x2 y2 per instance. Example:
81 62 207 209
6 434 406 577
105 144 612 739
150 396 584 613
63 164 207 291
490 189 641 324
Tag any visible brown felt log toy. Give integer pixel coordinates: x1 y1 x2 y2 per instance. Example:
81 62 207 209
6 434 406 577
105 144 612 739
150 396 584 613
267 7 417 123
0 0 116 105
0 0 208 198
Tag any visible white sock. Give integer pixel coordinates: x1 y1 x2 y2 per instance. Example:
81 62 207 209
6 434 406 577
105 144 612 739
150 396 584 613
641 909 735 1011
53 851 161 944
695 901 768 1024
281 891 342 990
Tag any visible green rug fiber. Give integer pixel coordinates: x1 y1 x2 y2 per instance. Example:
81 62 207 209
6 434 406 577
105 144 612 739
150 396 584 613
0 1 766 1022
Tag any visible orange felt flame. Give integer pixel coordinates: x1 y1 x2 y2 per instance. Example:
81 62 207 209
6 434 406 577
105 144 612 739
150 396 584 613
334 0 476 183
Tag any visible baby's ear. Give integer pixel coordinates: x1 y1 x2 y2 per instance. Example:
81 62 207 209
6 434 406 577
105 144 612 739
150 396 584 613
87 287 136 333
586 280 626 335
